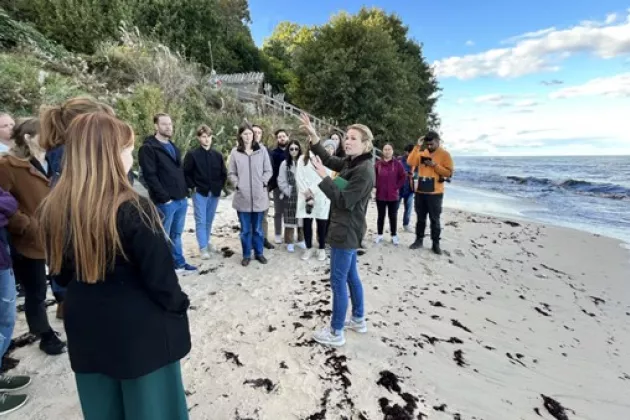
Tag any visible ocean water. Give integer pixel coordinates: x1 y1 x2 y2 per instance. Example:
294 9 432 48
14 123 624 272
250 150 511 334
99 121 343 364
443 155 630 244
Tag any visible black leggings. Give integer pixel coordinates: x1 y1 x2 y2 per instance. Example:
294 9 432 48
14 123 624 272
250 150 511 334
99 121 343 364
376 200 399 236
12 253 52 335
303 218 328 249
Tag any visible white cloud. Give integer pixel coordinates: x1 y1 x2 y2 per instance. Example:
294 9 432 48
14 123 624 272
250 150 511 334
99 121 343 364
433 11 630 79
549 73 630 99
473 94 510 104
501 28 556 45
439 100 630 155
465 40 475 46
470 94 539 108
541 79 564 86
605 13 618 25
514 99 539 107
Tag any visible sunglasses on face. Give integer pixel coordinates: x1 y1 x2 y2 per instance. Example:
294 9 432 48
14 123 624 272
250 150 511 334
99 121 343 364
289 147 299 151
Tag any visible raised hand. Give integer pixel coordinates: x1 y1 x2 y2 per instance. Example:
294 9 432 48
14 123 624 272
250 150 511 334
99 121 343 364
299 113 319 143
311 155 328 178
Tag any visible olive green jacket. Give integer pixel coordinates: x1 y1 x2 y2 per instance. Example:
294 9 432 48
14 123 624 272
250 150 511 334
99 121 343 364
312 142 374 249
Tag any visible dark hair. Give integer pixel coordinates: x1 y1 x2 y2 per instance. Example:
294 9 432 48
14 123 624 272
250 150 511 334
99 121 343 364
196 124 212 137
334 132 346 158
10 117 40 160
302 141 312 165
424 130 440 142
285 140 302 168
404 143 414 153
274 129 288 138
153 113 170 124
236 123 259 153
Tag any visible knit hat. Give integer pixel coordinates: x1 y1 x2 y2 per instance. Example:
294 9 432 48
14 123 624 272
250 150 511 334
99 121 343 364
322 139 337 151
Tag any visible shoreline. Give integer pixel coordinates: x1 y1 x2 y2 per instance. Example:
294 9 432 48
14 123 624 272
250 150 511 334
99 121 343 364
8 197 630 420
445 183 630 245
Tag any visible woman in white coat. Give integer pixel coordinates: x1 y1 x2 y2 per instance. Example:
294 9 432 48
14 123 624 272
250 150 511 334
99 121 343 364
296 141 333 261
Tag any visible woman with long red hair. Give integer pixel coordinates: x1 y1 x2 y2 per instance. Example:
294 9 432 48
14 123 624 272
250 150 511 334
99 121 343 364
39 112 190 419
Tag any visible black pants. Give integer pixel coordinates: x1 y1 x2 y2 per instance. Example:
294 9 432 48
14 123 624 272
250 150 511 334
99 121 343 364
376 200 399 236
303 218 328 249
414 193 443 242
12 253 52 335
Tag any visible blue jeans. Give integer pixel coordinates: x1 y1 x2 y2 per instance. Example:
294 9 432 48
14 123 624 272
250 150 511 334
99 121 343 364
0 267 16 368
400 194 414 227
157 199 188 268
330 248 364 332
192 192 220 251
51 276 66 301
237 212 264 258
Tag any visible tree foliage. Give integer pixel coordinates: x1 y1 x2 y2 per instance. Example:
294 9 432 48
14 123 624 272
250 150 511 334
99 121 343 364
288 8 440 149
1 3 440 150
260 22 314 97
1 0 261 72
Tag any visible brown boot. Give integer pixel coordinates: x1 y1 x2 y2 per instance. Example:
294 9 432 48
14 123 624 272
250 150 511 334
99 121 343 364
56 301 64 320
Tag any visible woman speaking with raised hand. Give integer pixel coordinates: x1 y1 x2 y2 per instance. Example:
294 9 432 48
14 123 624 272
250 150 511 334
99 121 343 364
298 113 374 347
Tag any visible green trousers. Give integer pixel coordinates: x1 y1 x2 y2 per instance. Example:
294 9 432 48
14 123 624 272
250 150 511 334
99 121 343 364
75 362 189 420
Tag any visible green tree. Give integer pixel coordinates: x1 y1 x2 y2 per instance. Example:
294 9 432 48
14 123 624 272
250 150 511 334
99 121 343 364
290 8 439 149
2 0 262 73
260 22 314 96
1 0 132 54
132 0 260 73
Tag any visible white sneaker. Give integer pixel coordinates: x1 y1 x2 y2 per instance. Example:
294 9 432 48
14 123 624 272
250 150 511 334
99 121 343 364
297 241 307 250
301 248 314 261
200 249 211 260
403 225 413 233
287 244 295 253
274 235 283 244
374 235 383 244
344 318 368 333
317 249 326 261
392 236 400 246
313 326 345 347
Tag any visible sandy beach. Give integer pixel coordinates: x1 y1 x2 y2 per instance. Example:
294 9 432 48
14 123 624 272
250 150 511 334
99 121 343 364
6 195 630 420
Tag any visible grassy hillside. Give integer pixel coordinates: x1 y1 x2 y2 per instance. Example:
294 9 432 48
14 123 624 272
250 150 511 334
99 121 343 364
0 9 298 160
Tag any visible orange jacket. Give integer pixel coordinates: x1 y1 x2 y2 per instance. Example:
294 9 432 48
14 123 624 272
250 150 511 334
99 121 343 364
407 146 454 194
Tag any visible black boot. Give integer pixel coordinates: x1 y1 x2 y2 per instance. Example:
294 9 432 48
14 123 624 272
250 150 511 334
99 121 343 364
39 330 66 355
263 239 275 250
409 238 423 250
432 241 442 255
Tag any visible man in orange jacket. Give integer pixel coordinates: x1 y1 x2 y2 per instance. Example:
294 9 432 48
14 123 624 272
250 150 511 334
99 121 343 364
406 131 454 254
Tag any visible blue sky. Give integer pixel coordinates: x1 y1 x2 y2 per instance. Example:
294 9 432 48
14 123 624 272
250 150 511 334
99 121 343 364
249 0 630 156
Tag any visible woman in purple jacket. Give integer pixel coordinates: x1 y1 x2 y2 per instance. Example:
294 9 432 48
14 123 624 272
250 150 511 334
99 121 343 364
374 144 406 246
0 187 31 415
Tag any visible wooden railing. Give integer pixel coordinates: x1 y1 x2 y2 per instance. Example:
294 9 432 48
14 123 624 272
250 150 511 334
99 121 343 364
220 87 343 135
220 86 384 161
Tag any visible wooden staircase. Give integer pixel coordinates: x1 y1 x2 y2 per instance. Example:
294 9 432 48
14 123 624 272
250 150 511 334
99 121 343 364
221 87 343 135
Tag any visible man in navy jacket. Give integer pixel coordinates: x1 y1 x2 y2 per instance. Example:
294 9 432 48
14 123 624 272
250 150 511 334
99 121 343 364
138 113 197 275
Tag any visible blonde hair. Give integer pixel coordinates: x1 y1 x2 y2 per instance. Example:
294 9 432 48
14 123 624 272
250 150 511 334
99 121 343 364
10 117 40 160
39 112 161 284
40 97 115 151
347 124 374 154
